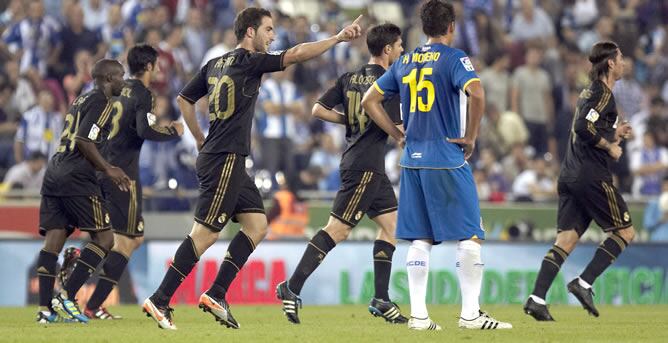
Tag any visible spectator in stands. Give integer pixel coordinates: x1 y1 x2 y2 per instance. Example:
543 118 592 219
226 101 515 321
257 69 303 185
613 57 645 118
3 59 36 116
13 90 62 163
183 8 208 68
0 78 18 178
577 16 614 53
309 133 340 191
62 50 93 104
629 97 668 152
452 0 479 57
2 0 61 77
266 174 309 240
201 29 236 67
81 0 109 31
480 54 510 112
509 0 555 42
631 132 668 196
101 3 132 60
502 143 531 184
512 157 557 202
59 2 105 77
511 44 553 156
476 148 510 195
473 10 508 65
643 176 668 241
2 151 46 191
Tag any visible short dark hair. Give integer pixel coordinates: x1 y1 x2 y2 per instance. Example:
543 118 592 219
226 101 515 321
420 0 455 37
234 7 272 41
127 44 158 76
27 151 46 161
588 41 619 82
366 23 402 57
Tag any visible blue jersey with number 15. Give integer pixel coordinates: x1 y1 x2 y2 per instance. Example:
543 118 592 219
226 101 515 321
374 43 479 169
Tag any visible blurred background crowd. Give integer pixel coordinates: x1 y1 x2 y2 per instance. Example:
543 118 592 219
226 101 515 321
0 0 667 219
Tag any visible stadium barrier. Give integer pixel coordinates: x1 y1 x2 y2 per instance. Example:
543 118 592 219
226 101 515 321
1 240 667 307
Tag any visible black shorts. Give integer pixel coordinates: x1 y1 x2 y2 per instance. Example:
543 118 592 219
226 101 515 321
557 180 632 236
39 194 111 236
194 153 265 232
100 177 144 237
330 170 398 227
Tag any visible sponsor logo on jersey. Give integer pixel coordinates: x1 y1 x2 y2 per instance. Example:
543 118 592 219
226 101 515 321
88 124 100 140
586 108 600 123
460 57 475 71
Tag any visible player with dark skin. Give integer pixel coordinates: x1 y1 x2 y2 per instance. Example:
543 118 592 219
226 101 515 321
37 59 130 323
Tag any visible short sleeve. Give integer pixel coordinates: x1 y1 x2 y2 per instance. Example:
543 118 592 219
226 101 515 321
316 77 344 110
76 95 111 143
450 50 480 93
179 63 209 104
382 95 402 125
250 51 286 75
373 60 400 97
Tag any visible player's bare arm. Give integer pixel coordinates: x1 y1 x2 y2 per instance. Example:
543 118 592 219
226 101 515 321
312 103 345 124
75 138 130 191
177 95 205 151
362 86 404 146
448 80 484 160
282 15 363 67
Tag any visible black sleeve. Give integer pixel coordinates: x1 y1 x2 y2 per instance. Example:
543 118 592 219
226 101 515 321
316 77 344 110
250 51 286 75
382 94 402 125
179 63 209 104
136 91 179 141
574 90 608 146
76 94 111 143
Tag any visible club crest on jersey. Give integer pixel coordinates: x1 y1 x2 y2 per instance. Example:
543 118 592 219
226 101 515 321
586 109 599 123
105 213 110 224
147 112 157 126
218 213 227 224
137 220 144 232
624 212 630 222
88 124 100 140
460 57 475 71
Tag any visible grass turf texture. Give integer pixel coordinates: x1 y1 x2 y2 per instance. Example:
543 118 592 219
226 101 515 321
1 305 667 342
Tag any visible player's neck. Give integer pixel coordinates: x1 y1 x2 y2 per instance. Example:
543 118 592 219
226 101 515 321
600 75 616 90
368 57 388 70
426 35 453 46
132 74 151 88
237 41 257 53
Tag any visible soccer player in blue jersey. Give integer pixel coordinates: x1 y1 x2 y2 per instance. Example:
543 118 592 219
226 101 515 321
362 0 512 330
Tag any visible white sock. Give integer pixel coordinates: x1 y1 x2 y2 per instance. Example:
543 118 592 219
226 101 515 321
406 240 432 319
457 240 483 320
578 277 592 289
529 294 546 305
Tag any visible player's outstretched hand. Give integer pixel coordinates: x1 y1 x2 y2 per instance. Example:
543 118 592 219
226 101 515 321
608 141 623 161
170 121 184 136
336 15 363 42
448 137 475 160
106 166 131 192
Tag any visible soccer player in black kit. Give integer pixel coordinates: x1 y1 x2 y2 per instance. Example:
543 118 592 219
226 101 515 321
142 7 363 330
36 59 130 323
83 44 184 320
524 41 635 321
276 24 407 325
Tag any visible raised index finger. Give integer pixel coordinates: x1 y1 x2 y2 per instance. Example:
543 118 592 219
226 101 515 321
351 15 363 26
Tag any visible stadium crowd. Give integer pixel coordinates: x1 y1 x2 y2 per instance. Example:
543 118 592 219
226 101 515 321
0 0 667 206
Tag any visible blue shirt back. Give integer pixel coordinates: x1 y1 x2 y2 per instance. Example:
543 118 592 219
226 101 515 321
374 43 479 169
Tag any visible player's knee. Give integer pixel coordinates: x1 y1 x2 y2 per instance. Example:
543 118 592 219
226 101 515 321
190 224 219 249
43 229 67 254
616 226 635 244
555 230 579 253
324 222 351 243
94 230 115 251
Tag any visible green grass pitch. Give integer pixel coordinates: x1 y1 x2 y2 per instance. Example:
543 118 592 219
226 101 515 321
1 305 667 342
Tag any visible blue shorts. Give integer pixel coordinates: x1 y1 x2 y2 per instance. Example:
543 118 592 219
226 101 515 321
396 164 485 244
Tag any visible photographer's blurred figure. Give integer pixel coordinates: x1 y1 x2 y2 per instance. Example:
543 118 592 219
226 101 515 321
643 176 668 241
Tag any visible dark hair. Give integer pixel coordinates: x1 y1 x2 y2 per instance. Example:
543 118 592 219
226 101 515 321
588 41 619 81
234 7 272 41
27 151 46 161
366 23 402 57
420 0 455 37
127 44 158 76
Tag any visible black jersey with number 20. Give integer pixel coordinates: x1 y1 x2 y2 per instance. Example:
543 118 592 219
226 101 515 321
179 48 286 155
